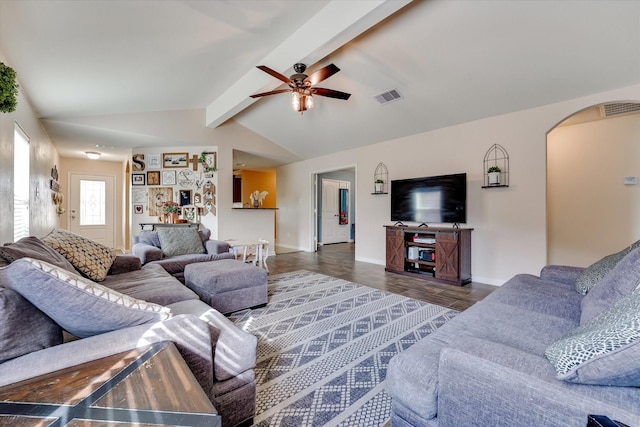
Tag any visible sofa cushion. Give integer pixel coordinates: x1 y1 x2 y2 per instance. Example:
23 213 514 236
575 240 640 295
0 258 172 338
136 230 161 248
0 285 63 364
42 229 117 282
580 247 640 324
0 236 76 273
156 227 205 258
545 288 640 386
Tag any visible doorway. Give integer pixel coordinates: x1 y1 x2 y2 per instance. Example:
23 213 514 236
315 168 356 249
69 173 116 248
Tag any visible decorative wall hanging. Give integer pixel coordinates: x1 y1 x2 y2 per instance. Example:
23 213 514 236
162 152 188 168
131 173 145 186
0 62 19 113
146 154 161 169
373 162 388 194
146 170 160 186
148 187 173 217
482 144 509 188
161 170 176 186
132 154 145 171
178 169 196 187
199 152 217 173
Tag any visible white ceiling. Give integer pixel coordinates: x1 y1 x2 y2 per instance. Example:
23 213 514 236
1 0 639 165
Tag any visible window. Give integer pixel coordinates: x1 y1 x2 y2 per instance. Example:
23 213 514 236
14 124 30 241
80 179 106 225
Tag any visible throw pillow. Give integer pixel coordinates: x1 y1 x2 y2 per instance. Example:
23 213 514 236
574 240 640 295
136 230 161 248
0 285 63 364
42 229 117 282
580 247 640 324
1 258 172 338
0 236 75 273
156 227 205 258
545 287 640 386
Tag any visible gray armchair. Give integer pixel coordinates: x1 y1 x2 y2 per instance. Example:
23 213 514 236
132 228 233 282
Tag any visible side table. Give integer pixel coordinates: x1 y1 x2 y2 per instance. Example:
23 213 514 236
0 341 220 426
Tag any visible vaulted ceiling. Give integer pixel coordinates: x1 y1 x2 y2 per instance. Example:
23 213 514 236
1 0 639 165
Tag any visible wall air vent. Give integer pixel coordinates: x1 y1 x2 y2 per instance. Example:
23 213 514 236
374 89 403 105
600 103 640 117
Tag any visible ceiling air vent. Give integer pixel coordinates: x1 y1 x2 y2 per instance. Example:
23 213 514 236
374 89 402 105
600 102 640 117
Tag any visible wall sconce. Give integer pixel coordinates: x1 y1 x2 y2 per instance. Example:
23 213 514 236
85 151 101 160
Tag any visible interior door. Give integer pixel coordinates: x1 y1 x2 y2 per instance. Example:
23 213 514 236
321 179 350 244
69 173 116 248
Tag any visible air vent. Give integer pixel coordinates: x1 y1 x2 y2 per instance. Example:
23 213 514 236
600 103 640 117
374 89 402 105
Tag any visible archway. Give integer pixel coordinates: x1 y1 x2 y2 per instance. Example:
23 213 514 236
546 101 640 266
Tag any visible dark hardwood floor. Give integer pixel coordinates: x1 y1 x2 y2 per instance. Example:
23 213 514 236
270 243 496 311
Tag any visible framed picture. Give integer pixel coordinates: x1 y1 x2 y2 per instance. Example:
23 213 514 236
147 170 160 186
132 173 145 186
161 170 176 186
163 152 188 168
148 187 173 217
132 188 147 204
179 190 192 206
147 153 161 169
133 204 144 215
201 152 216 172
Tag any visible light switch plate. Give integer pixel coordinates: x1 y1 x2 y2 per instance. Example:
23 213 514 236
624 176 638 185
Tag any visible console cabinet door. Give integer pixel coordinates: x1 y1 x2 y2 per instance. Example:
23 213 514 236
436 232 459 282
386 229 405 272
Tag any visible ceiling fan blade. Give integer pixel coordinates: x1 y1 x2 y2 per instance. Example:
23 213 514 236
304 63 340 86
256 65 291 84
312 87 351 100
250 88 291 98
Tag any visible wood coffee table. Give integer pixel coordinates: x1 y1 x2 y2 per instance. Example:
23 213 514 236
0 341 220 426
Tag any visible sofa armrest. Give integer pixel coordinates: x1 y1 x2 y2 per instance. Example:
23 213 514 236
0 315 214 395
132 243 163 264
540 264 585 287
437 338 640 427
108 254 142 275
205 239 230 255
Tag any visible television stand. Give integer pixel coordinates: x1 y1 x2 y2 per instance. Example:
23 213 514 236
385 225 472 286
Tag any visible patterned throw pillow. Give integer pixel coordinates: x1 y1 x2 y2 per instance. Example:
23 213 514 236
0 236 75 273
156 227 205 258
0 258 172 338
574 240 640 295
42 229 117 282
545 287 640 385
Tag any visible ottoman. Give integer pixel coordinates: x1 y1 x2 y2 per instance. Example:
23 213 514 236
184 259 268 314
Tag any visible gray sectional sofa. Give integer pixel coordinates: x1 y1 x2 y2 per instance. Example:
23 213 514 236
0 232 257 427
387 242 640 427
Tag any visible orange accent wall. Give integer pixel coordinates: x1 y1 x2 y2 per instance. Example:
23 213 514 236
240 170 276 208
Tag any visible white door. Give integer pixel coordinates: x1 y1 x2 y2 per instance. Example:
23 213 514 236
321 179 350 244
69 173 116 248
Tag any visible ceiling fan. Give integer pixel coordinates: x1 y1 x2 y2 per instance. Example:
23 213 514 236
250 63 351 113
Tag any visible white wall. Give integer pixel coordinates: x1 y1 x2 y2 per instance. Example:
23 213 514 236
0 53 59 243
276 84 640 286
547 114 640 266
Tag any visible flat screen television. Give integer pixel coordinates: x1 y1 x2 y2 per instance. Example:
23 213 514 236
390 173 466 225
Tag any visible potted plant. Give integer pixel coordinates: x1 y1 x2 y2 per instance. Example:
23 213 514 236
487 166 501 185
0 62 19 113
375 179 384 193
162 201 180 223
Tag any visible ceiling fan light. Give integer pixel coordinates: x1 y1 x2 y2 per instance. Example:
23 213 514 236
305 95 314 110
291 92 301 111
85 151 101 160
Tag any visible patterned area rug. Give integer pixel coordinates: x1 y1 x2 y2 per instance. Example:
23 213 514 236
228 270 458 427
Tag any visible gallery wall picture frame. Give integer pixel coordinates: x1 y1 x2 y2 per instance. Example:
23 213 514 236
200 152 217 172
161 170 176 186
132 188 147 204
147 170 160 186
163 152 188 168
133 204 144 215
132 173 146 186
147 153 161 169
148 187 173 217
179 190 192 206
